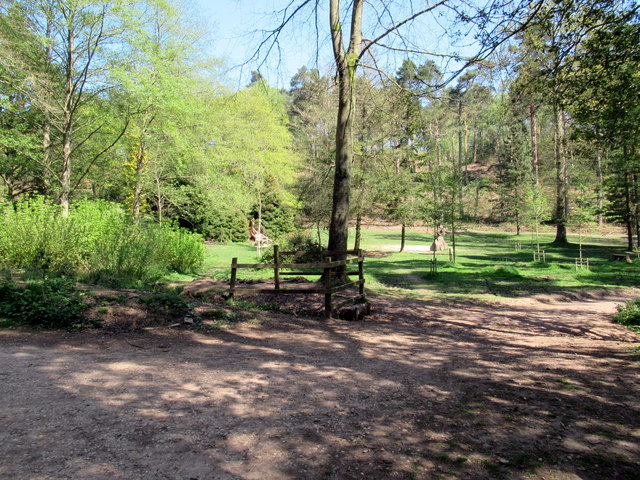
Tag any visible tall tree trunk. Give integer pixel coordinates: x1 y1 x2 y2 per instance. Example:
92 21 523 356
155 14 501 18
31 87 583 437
327 0 363 261
133 119 152 219
60 10 75 218
132 140 146 219
155 176 163 225
529 103 539 184
256 195 263 257
353 213 362 252
634 173 640 250
400 223 406 252
457 101 463 217
553 103 568 243
625 173 634 251
42 123 52 195
60 123 72 218
41 5 53 196
596 146 604 227
435 120 442 167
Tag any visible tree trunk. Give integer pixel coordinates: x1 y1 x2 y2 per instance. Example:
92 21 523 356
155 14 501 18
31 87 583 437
457 100 463 217
353 213 362 251
60 124 72 218
529 103 539 185
625 172 634 251
327 0 363 263
400 223 405 252
553 103 568 243
132 140 145 219
41 123 52 195
596 146 604 227
633 174 639 249
155 176 163 225
133 120 151 219
256 195 263 257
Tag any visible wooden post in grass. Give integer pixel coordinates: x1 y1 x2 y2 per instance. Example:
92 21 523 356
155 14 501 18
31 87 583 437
230 257 238 300
274 244 280 292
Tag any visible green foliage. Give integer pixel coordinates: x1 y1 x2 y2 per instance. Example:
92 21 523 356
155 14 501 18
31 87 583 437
613 298 640 328
260 230 325 264
0 197 204 286
253 198 296 240
137 288 190 316
0 277 90 329
207 211 248 243
482 265 522 278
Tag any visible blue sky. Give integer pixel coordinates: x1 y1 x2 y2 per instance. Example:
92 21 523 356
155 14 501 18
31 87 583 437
192 0 332 88
190 1 481 89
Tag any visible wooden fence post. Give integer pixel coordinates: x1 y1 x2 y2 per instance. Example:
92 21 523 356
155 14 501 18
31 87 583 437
324 257 332 319
358 249 364 297
230 257 238 300
274 244 280 291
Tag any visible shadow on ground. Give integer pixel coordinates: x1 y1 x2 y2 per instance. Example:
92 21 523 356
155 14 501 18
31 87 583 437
1 290 639 479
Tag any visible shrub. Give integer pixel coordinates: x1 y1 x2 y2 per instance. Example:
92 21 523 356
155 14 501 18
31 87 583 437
260 230 325 264
0 277 90 329
206 211 247 242
256 202 296 240
613 298 640 327
0 197 204 286
481 265 522 278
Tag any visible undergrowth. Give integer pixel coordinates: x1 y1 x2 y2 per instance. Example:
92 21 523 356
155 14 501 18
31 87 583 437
0 276 96 329
613 298 640 331
0 197 204 286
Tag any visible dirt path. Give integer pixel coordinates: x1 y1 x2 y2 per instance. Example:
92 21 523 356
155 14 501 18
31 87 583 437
1 291 639 480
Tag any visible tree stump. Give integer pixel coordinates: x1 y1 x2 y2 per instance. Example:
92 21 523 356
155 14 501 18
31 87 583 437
338 302 370 321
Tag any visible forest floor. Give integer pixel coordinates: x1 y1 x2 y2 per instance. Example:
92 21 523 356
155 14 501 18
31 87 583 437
1 283 639 480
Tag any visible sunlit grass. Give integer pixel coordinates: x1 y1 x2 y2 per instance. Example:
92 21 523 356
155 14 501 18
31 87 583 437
167 226 638 299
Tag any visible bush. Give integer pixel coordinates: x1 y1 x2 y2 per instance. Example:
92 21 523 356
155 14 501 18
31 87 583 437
256 202 296 240
0 197 204 286
482 265 522 278
260 230 325 264
0 277 90 329
613 298 640 327
206 211 248 242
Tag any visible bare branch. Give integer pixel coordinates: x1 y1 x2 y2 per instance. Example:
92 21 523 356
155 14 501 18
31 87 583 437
359 0 450 61
70 117 129 194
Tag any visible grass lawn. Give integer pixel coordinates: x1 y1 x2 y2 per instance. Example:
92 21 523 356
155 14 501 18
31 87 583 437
169 226 640 299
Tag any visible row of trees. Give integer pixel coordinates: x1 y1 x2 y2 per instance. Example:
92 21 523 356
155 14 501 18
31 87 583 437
286 0 639 251
0 0 298 242
1 0 638 251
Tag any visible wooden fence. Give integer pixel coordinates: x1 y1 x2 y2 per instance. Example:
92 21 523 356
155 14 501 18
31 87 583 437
229 247 365 319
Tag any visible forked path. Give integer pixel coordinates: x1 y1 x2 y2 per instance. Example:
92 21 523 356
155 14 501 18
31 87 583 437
1 290 639 479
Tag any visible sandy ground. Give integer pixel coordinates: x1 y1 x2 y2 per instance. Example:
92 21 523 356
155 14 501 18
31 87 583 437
1 289 639 480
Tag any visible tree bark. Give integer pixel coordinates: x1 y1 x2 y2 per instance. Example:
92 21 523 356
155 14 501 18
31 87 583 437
625 173 634 251
327 0 363 261
400 223 406 252
529 103 539 185
596 148 604 227
553 103 568 243
457 100 464 217
353 213 362 252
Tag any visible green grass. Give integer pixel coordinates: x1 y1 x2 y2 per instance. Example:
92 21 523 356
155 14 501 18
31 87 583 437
165 226 639 300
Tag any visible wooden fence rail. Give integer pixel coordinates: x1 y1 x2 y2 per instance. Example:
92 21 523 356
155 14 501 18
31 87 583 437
229 246 365 319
